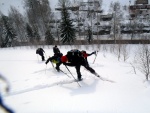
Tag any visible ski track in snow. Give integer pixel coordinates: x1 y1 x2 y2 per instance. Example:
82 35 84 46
6 72 110 96
4 63 114 97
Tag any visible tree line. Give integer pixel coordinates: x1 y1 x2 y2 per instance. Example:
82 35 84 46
0 0 79 47
0 0 150 48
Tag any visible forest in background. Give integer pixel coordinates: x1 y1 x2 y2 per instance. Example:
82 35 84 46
0 0 150 48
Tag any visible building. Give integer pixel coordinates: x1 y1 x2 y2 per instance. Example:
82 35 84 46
129 0 150 19
129 0 150 34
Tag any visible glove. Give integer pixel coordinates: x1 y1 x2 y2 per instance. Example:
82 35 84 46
93 51 96 55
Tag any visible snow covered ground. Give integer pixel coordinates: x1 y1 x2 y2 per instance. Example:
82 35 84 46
0 45 150 113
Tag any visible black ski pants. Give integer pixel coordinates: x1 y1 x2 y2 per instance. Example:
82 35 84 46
56 62 62 71
75 63 96 79
39 53 45 61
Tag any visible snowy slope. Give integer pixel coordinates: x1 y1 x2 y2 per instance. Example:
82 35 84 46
0 45 150 113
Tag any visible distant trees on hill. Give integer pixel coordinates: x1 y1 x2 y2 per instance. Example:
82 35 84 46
0 0 150 47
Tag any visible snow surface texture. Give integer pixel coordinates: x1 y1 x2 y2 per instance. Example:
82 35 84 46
0 45 150 113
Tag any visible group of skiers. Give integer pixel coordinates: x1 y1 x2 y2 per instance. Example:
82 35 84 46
0 45 99 113
36 45 99 81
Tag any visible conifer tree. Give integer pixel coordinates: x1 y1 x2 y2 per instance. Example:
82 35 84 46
33 27 40 43
0 14 3 47
24 0 52 36
9 6 27 43
45 28 54 44
59 0 76 44
26 23 34 43
1 15 17 47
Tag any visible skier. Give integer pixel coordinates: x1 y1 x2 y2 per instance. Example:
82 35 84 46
53 45 60 55
0 74 14 113
45 52 63 72
36 48 45 61
61 49 99 81
81 50 96 66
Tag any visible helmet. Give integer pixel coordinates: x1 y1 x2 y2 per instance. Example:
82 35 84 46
61 56 68 62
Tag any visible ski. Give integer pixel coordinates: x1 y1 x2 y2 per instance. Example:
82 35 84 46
99 76 115 83
59 78 83 85
5 79 82 96
50 61 71 78
59 79 77 85
95 73 115 83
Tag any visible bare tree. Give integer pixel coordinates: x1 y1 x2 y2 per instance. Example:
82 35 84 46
26 23 34 44
115 44 122 61
121 44 130 62
23 0 52 37
54 16 60 45
109 1 123 43
135 44 150 80
9 6 27 43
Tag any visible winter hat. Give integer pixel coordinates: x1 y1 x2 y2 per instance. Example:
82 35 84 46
61 56 68 62
81 50 87 58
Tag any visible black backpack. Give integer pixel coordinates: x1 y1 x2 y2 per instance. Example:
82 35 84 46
66 49 82 62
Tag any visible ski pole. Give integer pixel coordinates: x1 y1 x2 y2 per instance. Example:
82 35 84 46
45 64 47 74
51 62 55 68
93 51 98 64
65 65 81 87
46 56 54 68
37 54 39 61
59 69 71 78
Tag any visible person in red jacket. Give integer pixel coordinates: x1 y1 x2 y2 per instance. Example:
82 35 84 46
61 49 99 81
81 50 96 66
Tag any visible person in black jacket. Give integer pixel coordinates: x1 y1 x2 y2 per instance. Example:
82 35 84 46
0 74 14 113
45 53 63 72
36 48 45 61
53 45 60 55
61 49 99 81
